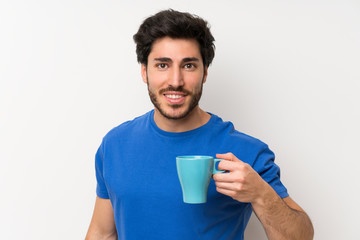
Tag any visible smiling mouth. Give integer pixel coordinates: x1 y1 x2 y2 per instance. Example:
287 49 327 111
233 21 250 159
163 92 187 104
165 94 184 99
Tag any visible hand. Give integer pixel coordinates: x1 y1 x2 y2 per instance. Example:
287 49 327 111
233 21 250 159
213 152 271 204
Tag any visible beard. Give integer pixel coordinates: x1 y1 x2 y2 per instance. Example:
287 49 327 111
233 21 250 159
147 80 204 120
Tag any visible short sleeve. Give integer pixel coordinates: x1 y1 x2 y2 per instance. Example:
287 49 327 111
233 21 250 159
252 146 289 198
95 142 110 199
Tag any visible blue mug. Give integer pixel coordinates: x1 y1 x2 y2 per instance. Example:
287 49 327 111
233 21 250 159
176 155 225 204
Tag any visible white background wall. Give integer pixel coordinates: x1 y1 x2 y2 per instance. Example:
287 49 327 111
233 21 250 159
1 0 359 239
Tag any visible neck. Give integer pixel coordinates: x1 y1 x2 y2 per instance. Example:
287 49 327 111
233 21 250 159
153 107 211 133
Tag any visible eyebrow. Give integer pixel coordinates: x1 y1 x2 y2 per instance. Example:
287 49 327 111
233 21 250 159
154 57 172 62
183 57 200 63
153 57 200 63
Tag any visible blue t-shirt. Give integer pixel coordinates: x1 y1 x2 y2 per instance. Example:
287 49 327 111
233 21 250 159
95 110 288 240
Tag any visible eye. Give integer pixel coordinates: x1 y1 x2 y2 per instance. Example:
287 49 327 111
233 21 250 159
156 63 168 69
184 63 196 69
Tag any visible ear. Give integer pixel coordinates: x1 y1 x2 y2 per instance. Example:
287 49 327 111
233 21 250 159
202 66 208 83
141 64 147 83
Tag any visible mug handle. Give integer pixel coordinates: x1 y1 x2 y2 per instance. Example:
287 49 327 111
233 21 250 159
213 158 226 174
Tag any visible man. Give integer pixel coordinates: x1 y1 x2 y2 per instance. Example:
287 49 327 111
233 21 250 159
86 9 314 240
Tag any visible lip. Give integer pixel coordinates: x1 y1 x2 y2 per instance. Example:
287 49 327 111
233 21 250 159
163 91 187 104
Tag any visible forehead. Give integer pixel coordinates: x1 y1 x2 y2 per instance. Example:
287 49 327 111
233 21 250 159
149 37 202 61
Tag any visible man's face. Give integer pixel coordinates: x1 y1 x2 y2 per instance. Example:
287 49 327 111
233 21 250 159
141 37 208 120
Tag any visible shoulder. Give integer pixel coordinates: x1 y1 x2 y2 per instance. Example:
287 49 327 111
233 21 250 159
102 111 152 143
209 113 270 163
210 113 268 149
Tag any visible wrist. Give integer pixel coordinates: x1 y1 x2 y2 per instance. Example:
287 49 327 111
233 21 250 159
252 182 279 209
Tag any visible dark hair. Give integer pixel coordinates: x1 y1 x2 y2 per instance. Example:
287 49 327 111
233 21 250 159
133 9 215 67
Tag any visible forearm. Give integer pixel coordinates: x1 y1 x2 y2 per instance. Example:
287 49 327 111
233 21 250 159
85 227 118 240
213 153 314 239
252 187 314 240
85 226 118 240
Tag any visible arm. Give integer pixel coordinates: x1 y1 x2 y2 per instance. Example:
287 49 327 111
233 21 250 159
213 153 314 240
252 188 314 239
85 197 118 240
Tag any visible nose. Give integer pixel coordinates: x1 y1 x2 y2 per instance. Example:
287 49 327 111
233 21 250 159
168 67 184 88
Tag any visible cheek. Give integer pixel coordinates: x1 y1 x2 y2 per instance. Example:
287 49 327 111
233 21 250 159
147 71 168 86
187 74 205 88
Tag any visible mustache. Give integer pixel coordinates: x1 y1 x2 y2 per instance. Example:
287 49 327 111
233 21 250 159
159 86 191 95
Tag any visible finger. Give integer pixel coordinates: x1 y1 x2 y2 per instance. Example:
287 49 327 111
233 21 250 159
216 153 243 163
215 181 243 192
215 187 237 199
217 159 248 172
213 172 234 182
